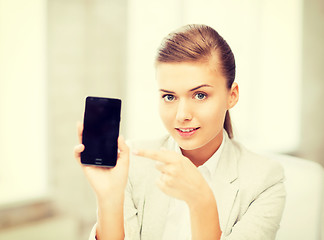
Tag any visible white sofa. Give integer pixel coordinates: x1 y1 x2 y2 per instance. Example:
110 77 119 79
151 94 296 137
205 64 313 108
266 153 324 240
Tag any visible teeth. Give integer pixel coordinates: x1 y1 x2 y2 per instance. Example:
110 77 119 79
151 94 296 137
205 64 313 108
179 128 195 132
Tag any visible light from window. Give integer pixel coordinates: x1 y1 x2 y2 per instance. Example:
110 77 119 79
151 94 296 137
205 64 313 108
0 0 47 206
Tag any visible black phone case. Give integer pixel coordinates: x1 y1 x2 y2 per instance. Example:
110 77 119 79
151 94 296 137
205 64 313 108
81 96 121 167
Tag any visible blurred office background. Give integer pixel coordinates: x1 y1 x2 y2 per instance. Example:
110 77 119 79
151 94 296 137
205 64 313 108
0 0 323 239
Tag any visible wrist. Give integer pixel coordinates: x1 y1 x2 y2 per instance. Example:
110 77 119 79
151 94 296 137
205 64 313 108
96 193 125 240
187 187 221 239
187 186 215 211
97 192 125 209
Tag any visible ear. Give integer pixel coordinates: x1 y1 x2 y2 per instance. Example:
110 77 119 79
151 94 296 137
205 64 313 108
227 82 239 109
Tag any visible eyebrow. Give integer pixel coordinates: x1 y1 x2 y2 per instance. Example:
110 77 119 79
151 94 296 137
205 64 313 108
159 84 213 94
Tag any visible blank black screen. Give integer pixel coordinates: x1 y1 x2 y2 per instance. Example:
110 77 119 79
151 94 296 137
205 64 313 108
81 97 121 167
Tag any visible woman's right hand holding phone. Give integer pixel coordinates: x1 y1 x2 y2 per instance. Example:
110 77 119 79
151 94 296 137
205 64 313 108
74 122 130 203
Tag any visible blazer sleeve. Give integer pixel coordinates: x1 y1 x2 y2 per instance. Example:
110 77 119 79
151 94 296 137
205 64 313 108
221 164 286 240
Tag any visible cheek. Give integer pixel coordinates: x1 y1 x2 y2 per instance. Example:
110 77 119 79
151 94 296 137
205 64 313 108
159 103 173 127
198 100 227 125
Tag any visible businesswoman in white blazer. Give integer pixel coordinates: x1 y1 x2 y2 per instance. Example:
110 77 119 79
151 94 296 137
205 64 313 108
74 24 286 240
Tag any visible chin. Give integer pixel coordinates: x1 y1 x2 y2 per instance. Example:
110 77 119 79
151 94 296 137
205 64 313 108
176 139 205 151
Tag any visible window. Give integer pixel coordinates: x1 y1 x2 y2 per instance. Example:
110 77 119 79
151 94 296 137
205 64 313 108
0 0 47 206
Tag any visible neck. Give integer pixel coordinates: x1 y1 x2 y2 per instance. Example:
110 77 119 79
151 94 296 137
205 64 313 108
181 132 223 167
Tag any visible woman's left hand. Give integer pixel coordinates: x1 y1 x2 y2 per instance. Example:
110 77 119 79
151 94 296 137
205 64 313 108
133 148 212 207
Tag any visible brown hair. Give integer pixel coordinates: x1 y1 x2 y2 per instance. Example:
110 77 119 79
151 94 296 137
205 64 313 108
155 24 236 138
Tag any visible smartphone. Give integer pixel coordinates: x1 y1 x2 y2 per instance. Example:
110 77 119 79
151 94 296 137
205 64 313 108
81 96 121 167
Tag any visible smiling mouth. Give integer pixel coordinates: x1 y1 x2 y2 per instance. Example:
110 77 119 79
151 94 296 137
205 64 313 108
176 127 200 132
175 127 200 137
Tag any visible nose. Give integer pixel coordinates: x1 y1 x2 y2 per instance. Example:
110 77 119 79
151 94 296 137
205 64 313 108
176 100 192 122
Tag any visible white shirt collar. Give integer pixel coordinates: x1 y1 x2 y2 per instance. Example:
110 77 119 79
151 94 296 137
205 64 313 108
200 130 225 177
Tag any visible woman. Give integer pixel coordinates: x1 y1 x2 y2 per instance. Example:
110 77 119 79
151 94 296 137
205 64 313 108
74 24 286 240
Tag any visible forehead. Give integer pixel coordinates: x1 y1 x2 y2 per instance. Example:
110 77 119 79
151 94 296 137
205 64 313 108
156 62 226 90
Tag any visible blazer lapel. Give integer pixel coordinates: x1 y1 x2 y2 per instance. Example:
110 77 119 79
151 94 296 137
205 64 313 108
212 134 239 233
212 177 239 233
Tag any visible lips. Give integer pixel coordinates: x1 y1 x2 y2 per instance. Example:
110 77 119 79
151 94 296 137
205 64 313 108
175 127 200 137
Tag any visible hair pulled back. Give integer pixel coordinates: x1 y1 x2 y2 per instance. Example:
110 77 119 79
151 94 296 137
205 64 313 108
155 24 236 138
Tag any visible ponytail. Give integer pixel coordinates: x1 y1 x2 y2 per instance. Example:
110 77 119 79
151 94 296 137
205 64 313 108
224 111 233 139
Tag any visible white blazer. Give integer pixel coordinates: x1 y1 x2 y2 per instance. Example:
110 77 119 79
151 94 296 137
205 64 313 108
89 133 286 240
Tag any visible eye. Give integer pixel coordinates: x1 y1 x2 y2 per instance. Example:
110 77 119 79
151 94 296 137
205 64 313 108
194 92 207 100
162 94 175 102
